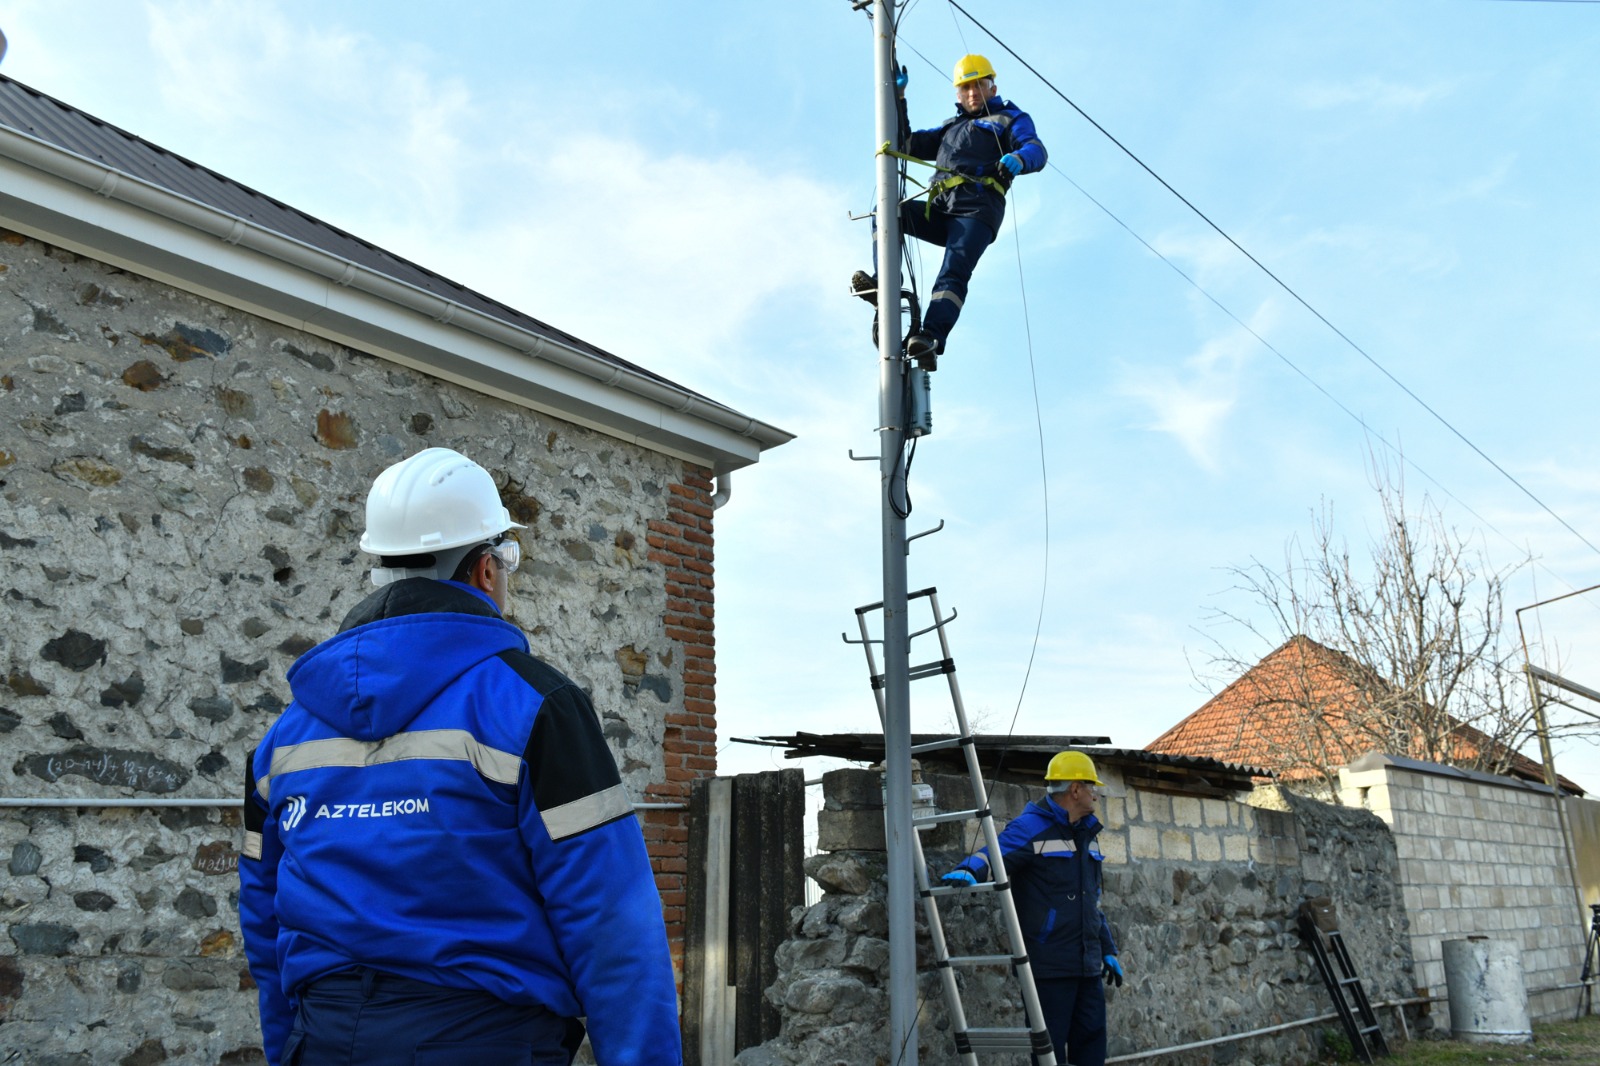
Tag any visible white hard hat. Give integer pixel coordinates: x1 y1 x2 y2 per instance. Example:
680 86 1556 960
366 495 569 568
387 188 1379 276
360 448 524 571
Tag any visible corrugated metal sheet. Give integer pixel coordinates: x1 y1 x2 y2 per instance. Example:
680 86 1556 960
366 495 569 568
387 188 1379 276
0 74 695 395
744 731 1270 783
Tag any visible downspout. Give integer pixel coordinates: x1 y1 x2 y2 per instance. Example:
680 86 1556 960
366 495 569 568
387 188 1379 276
711 471 732 510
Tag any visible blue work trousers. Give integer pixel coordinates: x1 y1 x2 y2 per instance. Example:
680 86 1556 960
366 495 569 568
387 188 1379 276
1034 976 1107 1066
899 206 997 348
282 968 582 1066
873 206 997 349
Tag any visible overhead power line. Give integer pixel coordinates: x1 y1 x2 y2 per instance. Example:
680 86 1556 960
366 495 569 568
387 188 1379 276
944 0 1600 561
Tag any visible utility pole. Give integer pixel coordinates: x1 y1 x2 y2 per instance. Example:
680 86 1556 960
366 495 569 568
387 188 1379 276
870 2 918 1064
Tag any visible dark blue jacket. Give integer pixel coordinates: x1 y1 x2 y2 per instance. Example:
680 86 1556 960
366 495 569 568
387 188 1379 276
238 579 680 1066
956 797 1116 979
906 95 1047 233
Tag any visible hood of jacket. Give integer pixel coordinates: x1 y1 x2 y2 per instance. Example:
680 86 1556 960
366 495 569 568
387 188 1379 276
285 578 529 741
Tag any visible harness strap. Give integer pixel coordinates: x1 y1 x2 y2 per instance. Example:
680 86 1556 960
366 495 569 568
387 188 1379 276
877 142 1008 218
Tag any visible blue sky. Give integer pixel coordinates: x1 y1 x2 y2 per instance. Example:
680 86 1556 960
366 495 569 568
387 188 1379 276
8 0 1600 790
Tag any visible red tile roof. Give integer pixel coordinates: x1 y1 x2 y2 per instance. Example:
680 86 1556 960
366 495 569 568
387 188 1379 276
1148 635 1579 793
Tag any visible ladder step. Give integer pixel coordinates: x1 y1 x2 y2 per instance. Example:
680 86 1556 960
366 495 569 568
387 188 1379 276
963 1028 1036 1052
1359 1026 1381 1035
948 954 1014 967
910 736 965 755
913 809 979 827
909 658 956 682
929 881 999 898
1339 977 1361 986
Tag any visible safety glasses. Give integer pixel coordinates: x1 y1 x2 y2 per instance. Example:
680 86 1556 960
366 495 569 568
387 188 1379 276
487 537 521 574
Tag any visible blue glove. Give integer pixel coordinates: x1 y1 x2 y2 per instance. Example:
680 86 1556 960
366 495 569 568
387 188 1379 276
998 153 1023 176
895 67 908 91
1103 955 1123 987
941 869 977 886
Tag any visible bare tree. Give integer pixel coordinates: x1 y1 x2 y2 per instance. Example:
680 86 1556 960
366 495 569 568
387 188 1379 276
1201 457 1553 794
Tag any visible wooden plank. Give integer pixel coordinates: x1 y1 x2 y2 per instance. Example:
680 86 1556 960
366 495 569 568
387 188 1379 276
700 777 734 1066
732 772 763 1053
682 778 709 1061
765 768 806 1044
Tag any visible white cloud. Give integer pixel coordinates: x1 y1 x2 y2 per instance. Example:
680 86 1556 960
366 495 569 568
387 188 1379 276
1115 301 1282 470
100 0 864 405
1436 155 1517 205
1297 76 1454 112
1292 224 1458 280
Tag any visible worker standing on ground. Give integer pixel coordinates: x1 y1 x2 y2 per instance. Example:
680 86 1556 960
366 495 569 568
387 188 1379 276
853 53 1047 371
943 751 1120 1066
239 447 681 1066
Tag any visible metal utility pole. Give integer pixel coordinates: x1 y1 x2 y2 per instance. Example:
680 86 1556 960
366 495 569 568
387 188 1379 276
871 2 918 1063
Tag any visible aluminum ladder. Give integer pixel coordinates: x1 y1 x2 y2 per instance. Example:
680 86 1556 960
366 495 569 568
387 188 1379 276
849 586 1057 1065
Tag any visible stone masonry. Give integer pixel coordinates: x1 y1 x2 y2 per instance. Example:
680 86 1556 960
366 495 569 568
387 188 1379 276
740 765 1418 1066
0 229 716 1062
1339 754 1586 1030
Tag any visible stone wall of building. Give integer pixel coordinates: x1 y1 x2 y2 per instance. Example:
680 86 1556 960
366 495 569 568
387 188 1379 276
1339 755 1586 1029
0 230 714 1062
740 766 1417 1066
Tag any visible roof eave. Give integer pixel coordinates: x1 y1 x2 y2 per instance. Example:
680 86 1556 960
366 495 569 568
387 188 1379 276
0 125 794 473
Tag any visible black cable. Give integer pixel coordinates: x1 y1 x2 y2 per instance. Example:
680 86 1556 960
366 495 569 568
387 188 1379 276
945 0 1600 561
1051 160 1600 604
903 14 1597 605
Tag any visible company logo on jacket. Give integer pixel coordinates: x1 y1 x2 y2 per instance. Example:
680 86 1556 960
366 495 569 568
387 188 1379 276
312 797 432 820
281 795 308 831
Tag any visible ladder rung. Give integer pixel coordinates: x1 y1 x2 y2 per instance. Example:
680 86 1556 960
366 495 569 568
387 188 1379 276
908 658 956 681
962 1028 1036 1052
947 954 1014 967
914 809 980 827
1339 977 1360 986
910 736 965 755
1359 1026 1381 1035
929 881 999 897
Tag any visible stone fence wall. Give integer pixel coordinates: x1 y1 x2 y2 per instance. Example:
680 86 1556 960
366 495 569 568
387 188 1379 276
738 766 1418 1066
1339 754 1587 1029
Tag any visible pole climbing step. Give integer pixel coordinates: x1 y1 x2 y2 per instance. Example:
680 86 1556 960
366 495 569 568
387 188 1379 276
847 587 1057 1066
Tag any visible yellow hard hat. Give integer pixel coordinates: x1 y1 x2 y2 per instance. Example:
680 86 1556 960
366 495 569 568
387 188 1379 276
1045 750 1102 786
952 54 996 87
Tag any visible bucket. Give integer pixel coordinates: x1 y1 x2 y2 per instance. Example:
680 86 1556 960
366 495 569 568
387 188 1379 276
1441 937 1533 1045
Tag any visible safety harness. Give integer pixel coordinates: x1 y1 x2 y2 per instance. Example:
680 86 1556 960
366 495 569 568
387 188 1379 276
877 141 1008 218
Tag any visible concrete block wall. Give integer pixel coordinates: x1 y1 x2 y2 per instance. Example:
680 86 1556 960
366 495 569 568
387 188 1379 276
743 767 1417 1066
0 229 713 1062
1339 756 1585 1028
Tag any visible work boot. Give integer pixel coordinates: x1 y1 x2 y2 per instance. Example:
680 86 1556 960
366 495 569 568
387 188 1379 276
850 270 878 307
906 331 939 371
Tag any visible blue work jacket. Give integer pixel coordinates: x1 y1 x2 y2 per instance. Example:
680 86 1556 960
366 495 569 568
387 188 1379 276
906 94 1048 233
238 579 681 1066
956 797 1116 979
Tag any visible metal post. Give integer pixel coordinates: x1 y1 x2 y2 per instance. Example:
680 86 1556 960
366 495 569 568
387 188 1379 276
871 3 917 1064
1515 588 1600 929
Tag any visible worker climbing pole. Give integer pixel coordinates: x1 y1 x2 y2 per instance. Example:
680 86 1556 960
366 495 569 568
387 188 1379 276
858 6 1053 1065
852 50 1048 371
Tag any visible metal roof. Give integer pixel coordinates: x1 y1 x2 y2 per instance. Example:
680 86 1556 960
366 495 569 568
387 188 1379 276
0 74 697 399
742 732 1269 797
